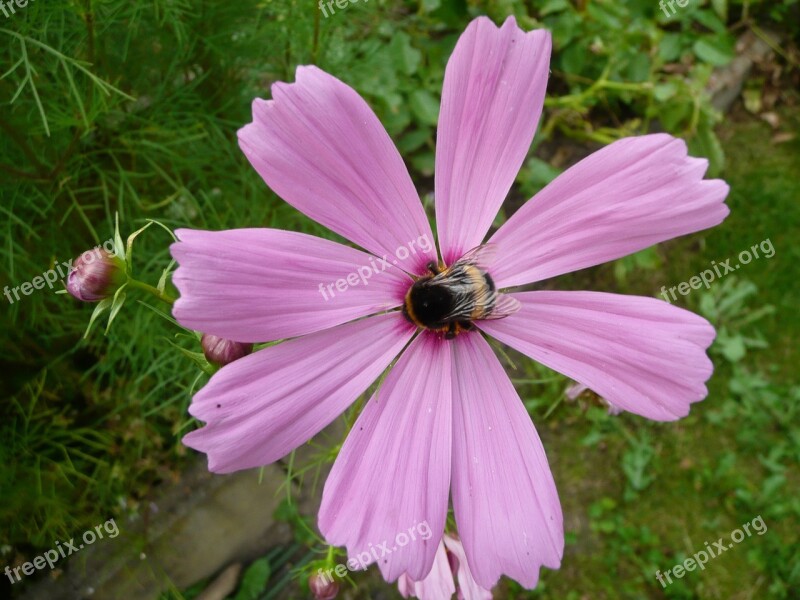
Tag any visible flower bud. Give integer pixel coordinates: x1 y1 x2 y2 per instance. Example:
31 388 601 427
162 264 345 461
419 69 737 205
66 247 126 302
565 381 622 415
308 571 339 600
201 334 253 367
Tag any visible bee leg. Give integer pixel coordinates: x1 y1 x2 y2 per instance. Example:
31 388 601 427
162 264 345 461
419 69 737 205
458 320 474 332
426 261 441 275
444 322 458 339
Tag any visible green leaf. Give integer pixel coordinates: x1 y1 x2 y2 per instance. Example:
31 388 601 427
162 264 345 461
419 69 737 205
719 333 746 362
545 10 582 48
689 122 726 176
539 0 570 16
390 32 421 76
518 157 562 192
559 42 587 75
622 439 656 493
381 105 411 135
410 151 435 177
695 7 727 33
233 557 271 600
653 82 678 102
396 127 430 154
409 90 439 126
659 100 692 132
420 0 441 11
658 33 684 62
693 36 735 66
586 3 623 29
626 53 651 82
614 247 661 283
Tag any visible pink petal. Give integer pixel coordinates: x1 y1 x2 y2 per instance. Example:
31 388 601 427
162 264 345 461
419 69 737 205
398 541 456 600
238 66 436 275
183 312 414 473
443 536 493 600
488 134 730 287
478 291 716 421
435 16 551 265
171 228 410 343
450 333 563 589
319 332 452 582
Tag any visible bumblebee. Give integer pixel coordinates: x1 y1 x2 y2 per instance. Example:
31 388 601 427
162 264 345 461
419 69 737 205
402 244 520 339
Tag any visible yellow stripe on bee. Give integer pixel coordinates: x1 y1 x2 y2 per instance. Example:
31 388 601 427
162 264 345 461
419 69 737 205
403 288 425 328
464 266 491 320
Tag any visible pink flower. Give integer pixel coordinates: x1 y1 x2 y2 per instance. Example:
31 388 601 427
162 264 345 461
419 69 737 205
200 333 253 367
308 571 339 600
398 534 492 600
170 16 728 591
66 247 126 302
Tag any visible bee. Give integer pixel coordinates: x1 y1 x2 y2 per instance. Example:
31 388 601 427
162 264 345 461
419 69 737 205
402 244 520 339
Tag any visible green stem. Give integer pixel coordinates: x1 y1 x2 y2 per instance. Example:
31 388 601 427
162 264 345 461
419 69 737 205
325 544 335 566
127 278 175 305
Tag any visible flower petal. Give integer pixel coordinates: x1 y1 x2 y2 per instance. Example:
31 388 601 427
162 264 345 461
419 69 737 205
238 66 436 275
398 541 456 600
478 291 715 421
435 16 551 264
489 134 730 287
450 333 563 589
183 312 414 473
171 228 411 343
443 536 493 600
319 332 452 582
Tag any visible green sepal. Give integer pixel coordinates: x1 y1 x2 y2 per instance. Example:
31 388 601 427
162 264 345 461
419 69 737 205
165 337 216 375
113 213 125 261
83 298 113 338
104 284 128 334
157 259 176 293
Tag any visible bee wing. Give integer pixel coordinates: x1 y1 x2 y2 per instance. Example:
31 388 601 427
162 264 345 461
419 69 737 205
453 243 497 270
483 292 521 320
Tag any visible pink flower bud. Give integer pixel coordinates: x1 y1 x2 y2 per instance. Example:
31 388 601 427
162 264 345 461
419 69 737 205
66 247 126 302
201 334 253 367
308 572 339 600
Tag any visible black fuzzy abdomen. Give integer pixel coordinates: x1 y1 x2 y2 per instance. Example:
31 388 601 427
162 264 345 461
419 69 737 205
404 282 456 328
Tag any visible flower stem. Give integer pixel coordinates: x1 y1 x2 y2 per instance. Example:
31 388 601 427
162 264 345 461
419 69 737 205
127 278 175 305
